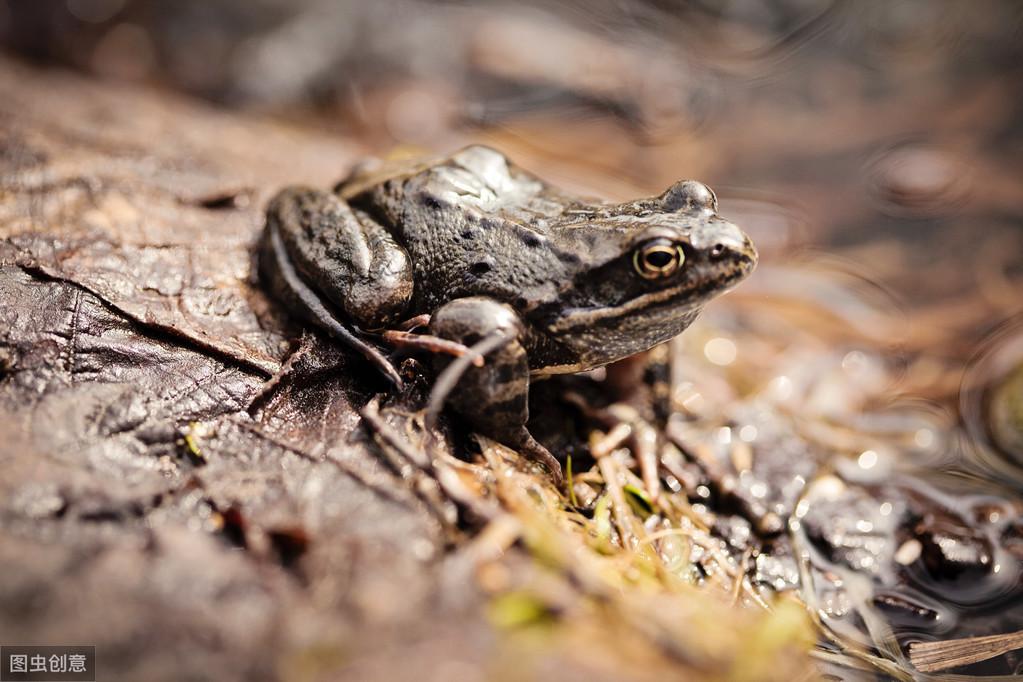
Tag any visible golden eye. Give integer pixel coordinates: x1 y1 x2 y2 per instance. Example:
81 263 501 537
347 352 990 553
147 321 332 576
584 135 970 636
633 240 685 279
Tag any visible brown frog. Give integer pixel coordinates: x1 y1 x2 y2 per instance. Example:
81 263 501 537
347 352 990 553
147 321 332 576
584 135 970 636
259 146 757 484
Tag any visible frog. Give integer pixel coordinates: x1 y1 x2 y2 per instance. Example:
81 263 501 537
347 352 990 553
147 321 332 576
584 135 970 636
258 145 757 485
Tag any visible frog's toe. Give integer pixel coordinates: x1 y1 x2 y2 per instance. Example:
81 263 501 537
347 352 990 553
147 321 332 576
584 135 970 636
514 430 564 488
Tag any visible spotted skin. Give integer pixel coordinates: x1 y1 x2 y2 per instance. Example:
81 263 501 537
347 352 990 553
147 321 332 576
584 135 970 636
259 146 757 484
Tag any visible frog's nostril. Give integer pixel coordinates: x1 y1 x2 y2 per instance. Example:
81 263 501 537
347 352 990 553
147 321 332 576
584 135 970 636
710 243 726 259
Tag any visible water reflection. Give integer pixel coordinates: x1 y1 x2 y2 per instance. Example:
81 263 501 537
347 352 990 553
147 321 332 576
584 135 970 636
699 247 1023 674
865 141 973 218
962 318 1023 484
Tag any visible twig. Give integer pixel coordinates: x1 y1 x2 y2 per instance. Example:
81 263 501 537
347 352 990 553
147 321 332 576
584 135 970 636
909 630 1023 673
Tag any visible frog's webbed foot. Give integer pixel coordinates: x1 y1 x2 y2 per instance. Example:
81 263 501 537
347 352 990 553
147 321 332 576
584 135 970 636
503 427 564 488
262 223 404 388
257 187 409 388
427 297 564 487
260 187 415 389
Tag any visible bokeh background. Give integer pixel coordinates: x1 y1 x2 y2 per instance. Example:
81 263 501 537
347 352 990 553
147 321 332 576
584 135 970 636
4 0 1021 326
3 1 1023 679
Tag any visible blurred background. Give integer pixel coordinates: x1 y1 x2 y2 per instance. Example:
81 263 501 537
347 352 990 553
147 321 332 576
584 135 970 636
2 1 1023 678
5 0 1020 428
2 0 1021 320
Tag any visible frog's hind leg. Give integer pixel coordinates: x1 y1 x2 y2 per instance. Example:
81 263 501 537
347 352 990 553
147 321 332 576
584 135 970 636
261 209 404 388
427 297 564 486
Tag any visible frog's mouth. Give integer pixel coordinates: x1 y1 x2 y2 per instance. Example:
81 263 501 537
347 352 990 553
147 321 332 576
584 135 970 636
546 251 753 331
564 269 742 325
530 296 705 375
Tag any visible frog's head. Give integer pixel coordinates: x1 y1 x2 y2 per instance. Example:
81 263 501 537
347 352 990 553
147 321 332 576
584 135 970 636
533 180 757 373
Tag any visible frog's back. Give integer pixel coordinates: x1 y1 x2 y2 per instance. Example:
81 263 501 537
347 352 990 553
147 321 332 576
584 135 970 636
334 151 437 200
342 146 587 313
339 146 573 220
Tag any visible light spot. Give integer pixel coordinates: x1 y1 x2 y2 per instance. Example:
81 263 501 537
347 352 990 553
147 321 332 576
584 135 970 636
704 337 737 366
768 375 793 401
855 519 873 533
879 502 893 516
738 424 758 442
894 539 922 565
680 391 705 413
716 426 732 445
914 428 935 448
857 449 878 469
749 481 768 499
810 475 845 501
841 350 868 373
412 538 436 561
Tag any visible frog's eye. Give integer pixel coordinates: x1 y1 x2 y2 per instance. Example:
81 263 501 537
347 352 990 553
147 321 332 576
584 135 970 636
633 239 685 279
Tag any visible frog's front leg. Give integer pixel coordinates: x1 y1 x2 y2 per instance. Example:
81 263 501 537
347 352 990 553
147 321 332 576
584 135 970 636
428 297 563 486
260 187 413 387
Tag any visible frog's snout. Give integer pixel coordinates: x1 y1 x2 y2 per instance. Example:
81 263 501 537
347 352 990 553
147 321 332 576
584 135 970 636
697 219 758 276
712 231 758 272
